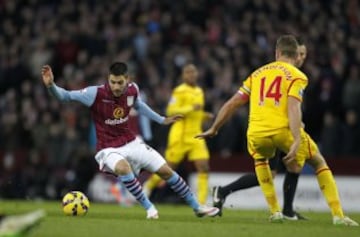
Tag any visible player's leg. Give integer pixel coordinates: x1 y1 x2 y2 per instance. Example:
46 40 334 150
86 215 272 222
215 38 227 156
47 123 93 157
154 164 219 217
193 159 209 205
288 130 358 226
282 170 303 219
189 139 210 205
134 139 219 217
212 173 257 216
213 173 258 198
115 159 159 219
214 174 258 199
95 147 158 219
276 151 307 220
274 129 313 221
306 151 358 226
254 159 283 222
143 161 178 197
143 144 185 197
248 135 283 222
212 157 278 216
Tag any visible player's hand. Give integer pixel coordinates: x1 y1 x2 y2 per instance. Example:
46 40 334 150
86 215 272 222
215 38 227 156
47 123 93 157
195 127 218 139
41 65 54 87
163 115 183 125
283 139 300 164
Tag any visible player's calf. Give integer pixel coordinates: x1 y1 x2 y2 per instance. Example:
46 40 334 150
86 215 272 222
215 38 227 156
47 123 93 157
212 186 225 217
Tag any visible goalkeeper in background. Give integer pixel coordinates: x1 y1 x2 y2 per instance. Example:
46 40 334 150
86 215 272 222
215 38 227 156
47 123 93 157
144 64 213 205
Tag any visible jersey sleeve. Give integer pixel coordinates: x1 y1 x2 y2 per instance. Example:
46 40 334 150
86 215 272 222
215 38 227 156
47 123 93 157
134 97 165 124
166 90 193 116
137 91 153 141
287 78 308 102
48 84 97 107
130 82 140 100
239 75 252 95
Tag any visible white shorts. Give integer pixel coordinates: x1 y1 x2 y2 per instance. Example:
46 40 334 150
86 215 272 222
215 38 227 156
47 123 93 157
94 137 166 176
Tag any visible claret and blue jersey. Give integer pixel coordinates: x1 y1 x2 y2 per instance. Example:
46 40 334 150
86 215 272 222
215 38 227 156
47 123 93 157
48 82 165 151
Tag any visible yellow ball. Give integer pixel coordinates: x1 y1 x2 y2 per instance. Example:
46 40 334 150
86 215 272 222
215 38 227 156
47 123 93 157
62 191 90 216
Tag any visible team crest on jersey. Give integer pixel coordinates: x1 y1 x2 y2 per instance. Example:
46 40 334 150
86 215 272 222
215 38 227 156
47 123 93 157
127 96 134 106
113 107 124 118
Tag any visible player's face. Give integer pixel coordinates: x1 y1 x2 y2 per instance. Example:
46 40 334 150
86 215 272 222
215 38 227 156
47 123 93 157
108 74 128 97
182 65 198 86
295 45 307 68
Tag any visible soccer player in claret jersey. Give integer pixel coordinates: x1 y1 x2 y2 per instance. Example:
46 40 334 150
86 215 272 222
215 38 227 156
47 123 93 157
196 35 358 226
41 62 219 219
144 64 213 205
212 38 308 220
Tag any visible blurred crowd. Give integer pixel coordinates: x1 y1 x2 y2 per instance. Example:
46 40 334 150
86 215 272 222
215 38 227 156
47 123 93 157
1 0 360 199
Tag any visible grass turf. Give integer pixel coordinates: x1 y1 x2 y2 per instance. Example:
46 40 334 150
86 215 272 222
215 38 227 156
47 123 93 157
1 200 359 237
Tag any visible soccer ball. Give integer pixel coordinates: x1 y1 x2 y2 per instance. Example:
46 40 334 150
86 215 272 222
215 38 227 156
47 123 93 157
62 191 90 216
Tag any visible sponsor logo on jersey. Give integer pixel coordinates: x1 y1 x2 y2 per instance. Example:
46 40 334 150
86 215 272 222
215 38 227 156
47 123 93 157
105 117 129 125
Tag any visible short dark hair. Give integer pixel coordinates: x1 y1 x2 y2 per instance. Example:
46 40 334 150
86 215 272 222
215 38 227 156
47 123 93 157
276 35 298 58
109 62 127 76
295 36 305 46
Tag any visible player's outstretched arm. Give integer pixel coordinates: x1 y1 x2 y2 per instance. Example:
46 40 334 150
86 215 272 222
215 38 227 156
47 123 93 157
135 99 183 125
195 92 247 139
41 65 97 106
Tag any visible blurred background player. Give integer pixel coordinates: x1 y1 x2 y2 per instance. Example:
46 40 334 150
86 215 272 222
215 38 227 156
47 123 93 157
212 38 308 220
41 62 219 219
0 210 45 237
144 64 213 205
197 35 359 226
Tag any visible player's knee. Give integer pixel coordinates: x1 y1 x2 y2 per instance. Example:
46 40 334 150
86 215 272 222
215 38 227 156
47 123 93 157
155 164 173 180
114 160 132 175
306 152 327 170
167 162 178 170
194 160 209 172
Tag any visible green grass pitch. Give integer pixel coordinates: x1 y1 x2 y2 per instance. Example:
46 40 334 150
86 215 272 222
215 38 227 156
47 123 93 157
1 200 359 237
